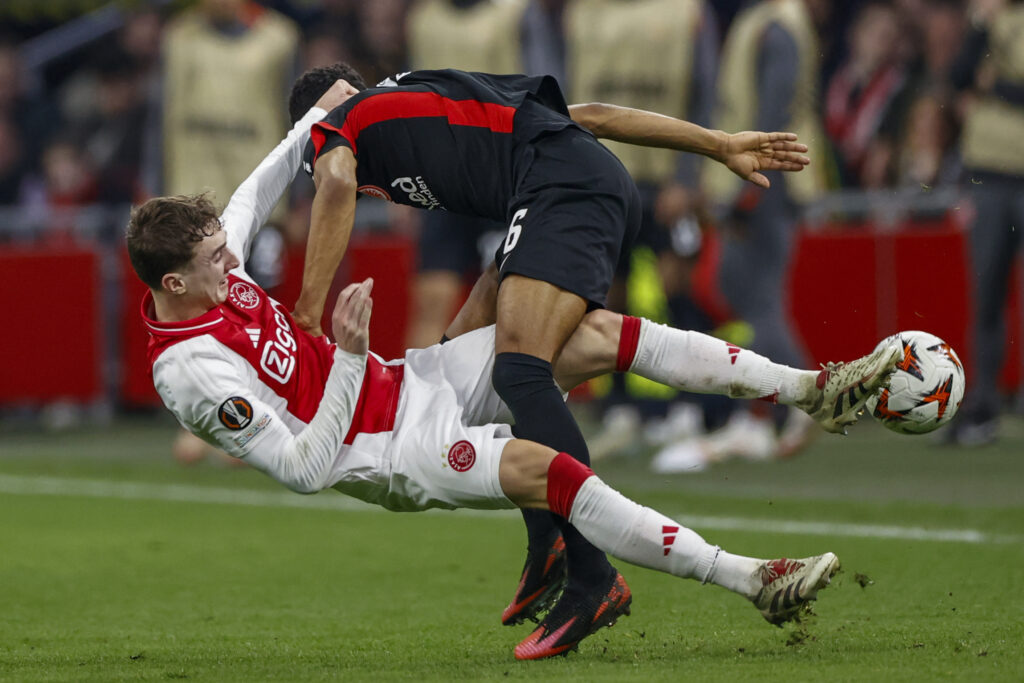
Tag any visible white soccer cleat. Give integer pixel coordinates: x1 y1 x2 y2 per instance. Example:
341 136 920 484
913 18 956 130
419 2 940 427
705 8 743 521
650 411 777 473
650 440 709 474
804 344 901 434
752 553 841 626
589 405 642 461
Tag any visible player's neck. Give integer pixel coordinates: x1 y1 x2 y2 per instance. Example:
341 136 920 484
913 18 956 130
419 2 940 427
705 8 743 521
152 291 217 323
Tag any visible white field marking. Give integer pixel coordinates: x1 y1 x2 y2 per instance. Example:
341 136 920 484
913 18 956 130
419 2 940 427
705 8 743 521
0 474 1019 545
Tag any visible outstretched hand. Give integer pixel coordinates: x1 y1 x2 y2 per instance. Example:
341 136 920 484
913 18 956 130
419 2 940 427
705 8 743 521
332 278 373 356
719 132 810 189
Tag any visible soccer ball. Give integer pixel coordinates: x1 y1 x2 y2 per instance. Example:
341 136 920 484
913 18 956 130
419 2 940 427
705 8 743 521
864 331 965 435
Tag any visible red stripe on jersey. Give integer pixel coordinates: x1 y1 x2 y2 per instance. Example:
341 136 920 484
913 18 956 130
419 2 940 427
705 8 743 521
343 355 404 444
312 91 516 167
311 120 353 161
143 274 404 437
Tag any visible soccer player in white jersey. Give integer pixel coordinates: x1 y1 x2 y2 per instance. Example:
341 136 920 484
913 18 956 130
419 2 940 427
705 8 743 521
126 81 899 660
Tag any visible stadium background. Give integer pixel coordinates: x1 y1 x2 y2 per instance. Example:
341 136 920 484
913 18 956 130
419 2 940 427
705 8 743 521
0 1 1022 680
0 0 1016 416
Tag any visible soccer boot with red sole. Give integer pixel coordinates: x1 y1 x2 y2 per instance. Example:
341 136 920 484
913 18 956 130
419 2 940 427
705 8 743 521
501 534 567 626
753 553 841 626
513 571 632 660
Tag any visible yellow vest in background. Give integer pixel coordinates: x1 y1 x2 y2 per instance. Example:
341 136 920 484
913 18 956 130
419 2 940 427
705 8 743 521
407 0 527 72
162 8 298 212
702 0 825 205
961 5 1024 176
567 0 700 183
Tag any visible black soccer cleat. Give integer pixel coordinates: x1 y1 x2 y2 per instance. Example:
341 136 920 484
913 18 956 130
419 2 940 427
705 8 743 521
513 571 632 660
501 534 568 626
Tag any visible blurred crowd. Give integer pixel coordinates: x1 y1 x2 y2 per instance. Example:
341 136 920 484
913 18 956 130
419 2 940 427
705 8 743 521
0 0 994 236
1 0 1021 460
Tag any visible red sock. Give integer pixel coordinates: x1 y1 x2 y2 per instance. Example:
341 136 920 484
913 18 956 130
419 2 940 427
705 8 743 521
616 315 642 372
546 452 594 518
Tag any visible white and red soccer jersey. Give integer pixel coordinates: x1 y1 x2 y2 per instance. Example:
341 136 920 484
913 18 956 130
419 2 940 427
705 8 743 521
144 272 409 497
144 104 517 510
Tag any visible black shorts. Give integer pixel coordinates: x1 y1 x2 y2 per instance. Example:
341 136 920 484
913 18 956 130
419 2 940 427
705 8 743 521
418 210 506 275
494 127 642 307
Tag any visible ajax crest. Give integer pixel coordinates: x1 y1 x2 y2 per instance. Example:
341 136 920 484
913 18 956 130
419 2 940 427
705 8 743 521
447 440 476 472
229 281 260 310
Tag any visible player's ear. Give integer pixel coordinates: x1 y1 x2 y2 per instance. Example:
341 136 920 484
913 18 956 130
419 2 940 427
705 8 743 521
161 271 187 296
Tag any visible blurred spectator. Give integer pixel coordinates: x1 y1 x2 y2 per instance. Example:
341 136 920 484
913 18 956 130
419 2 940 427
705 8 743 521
72 47 150 206
161 0 299 464
561 0 721 460
683 0 829 469
520 0 568 87
408 0 525 73
0 38 58 208
824 1 908 188
883 0 965 189
947 0 1024 446
359 0 410 84
893 86 960 188
403 0 527 348
0 114 24 207
161 0 299 212
35 137 98 238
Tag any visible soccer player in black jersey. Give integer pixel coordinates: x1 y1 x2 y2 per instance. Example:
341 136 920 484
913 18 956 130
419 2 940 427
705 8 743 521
287 64 811 660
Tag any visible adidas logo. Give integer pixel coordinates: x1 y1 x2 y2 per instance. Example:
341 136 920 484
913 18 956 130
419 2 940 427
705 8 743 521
832 381 869 419
726 343 741 365
662 525 679 556
245 327 261 349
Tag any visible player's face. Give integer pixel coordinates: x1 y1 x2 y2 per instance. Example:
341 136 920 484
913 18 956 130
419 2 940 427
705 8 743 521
182 228 240 306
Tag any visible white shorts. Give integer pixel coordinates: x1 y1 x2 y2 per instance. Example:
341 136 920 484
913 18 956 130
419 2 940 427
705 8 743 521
331 326 518 512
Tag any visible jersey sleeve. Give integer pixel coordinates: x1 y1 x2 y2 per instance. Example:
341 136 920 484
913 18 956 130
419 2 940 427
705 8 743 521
155 340 367 494
303 103 359 177
220 105 328 265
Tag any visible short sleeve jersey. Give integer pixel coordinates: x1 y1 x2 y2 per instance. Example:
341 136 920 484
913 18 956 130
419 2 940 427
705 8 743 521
302 69 581 221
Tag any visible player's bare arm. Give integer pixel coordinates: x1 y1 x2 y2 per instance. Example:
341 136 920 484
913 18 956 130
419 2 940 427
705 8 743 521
567 102 810 189
443 262 499 341
293 145 359 336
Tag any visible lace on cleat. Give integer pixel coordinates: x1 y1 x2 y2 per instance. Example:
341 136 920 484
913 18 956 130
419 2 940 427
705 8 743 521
805 344 901 435
753 552 841 626
513 572 632 661
501 535 568 626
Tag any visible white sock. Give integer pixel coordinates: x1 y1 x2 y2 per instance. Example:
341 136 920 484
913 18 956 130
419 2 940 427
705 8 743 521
567 476 763 598
630 319 816 407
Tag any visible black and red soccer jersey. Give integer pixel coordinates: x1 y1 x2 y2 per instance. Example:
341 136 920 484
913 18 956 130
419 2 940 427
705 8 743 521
302 69 583 221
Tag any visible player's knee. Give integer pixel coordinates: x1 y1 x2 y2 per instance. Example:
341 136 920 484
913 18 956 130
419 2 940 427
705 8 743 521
491 353 516 399
498 440 554 509
491 352 554 402
582 309 624 355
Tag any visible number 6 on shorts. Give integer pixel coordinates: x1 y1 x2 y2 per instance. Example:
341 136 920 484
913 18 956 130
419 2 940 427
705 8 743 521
503 208 528 254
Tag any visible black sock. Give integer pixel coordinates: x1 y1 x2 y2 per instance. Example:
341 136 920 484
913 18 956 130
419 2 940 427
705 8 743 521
493 352 614 588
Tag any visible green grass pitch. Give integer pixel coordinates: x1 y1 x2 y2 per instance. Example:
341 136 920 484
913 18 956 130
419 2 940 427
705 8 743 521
1 414 1022 681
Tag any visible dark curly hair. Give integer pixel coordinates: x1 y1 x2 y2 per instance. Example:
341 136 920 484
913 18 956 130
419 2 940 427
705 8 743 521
126 194 220 290
289 62 367 124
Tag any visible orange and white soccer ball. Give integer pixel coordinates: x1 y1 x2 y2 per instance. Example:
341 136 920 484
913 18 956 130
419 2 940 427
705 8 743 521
865 331 966 435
